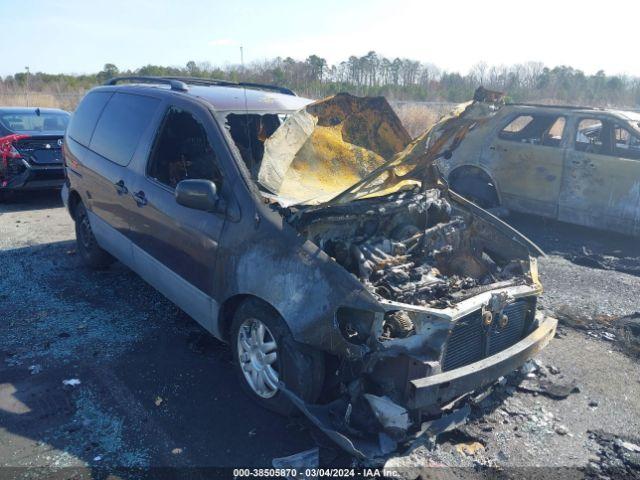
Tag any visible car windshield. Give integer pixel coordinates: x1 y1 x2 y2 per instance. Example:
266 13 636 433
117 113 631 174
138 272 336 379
0 111 69 134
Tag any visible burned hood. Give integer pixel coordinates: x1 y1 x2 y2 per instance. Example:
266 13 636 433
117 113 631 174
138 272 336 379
259 88 505 207
257 93 412 205
326 87 506 206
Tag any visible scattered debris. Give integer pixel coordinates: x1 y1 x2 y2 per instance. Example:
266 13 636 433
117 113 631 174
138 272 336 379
553 307 640 358
171 448 183 455
455 441 484 456
567 247 640 277
93 455 102 462
248 429 257 437
620 441 640 454
547 364 560 375
272 448 320 474
154 396 163 406
363 394 411 438
419 404 471 438
28 364 42 375
62 378 81 387
555 425 569 436
586 430 640 478
518 377 580 399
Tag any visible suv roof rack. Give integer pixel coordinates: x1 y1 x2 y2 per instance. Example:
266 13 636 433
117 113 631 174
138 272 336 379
162 76 296 96
506 102 605 111
104 76 296 96
105 76 189 92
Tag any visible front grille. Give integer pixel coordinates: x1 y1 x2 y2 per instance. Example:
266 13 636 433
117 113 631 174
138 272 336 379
442 298 535 371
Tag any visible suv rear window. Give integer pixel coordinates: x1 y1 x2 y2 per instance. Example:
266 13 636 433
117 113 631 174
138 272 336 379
0 111 69 134
67 92 113 146
90 93 160 166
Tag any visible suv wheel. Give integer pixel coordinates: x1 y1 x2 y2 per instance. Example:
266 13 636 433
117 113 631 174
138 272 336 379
231 300 324 416
75 202 114 269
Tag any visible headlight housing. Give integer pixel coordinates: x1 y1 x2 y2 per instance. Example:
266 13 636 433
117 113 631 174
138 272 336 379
336 307 383 345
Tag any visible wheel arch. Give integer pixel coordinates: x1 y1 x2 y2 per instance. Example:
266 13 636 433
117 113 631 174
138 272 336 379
448 165 502 206
217 293 283 343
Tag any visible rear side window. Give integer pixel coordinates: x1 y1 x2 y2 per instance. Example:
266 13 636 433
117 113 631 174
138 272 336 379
575 119 606 154
498 114 565 147
90 93 160 166
67 92 112 146
613 123 640 160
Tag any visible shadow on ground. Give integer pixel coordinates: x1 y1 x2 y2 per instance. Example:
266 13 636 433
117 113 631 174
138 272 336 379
0 240 314 476
0 190 63 213
506 212 640 258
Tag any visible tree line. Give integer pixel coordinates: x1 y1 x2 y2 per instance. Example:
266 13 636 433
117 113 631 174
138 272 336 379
2 51 639 108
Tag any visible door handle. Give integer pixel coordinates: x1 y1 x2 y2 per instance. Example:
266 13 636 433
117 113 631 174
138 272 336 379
114 179 128 195
133 190 147 207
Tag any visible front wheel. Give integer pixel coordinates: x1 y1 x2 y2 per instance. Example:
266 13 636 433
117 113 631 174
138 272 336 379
231 300 324 416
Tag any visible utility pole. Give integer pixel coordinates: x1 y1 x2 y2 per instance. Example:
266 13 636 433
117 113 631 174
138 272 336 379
25 66 30 107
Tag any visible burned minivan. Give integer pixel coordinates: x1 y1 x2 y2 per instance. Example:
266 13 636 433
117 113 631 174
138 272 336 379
62 78 556 457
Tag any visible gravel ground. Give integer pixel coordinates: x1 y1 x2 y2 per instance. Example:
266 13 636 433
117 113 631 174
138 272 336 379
1 192 639 476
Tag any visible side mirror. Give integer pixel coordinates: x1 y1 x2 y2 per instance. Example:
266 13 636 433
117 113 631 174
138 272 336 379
175 179 221 212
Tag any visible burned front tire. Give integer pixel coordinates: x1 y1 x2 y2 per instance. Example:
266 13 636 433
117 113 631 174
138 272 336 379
231 300 324 416
74 202 114 269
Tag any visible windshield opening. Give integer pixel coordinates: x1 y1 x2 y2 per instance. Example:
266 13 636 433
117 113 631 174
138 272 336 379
223 113 286 180
0 111 69 134
222 94 413 206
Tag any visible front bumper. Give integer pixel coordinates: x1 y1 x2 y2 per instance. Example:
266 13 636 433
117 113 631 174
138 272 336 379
1 158 64 190
407 313 557 409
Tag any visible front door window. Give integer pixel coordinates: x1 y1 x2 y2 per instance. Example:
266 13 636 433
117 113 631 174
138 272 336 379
147 107 223 189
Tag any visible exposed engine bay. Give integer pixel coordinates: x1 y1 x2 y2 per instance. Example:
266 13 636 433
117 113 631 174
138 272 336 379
287 188 531 312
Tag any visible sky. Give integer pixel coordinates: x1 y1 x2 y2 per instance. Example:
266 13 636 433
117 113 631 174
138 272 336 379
3 0 639 77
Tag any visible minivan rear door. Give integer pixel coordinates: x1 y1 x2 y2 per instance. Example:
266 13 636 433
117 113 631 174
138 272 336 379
72 91 162 265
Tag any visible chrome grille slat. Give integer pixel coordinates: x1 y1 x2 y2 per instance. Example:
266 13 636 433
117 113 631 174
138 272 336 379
442 299 534 372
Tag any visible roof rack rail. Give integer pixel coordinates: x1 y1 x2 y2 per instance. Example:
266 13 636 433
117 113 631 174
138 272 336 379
161 76 296 96
104 76 189 92
506 102 604 111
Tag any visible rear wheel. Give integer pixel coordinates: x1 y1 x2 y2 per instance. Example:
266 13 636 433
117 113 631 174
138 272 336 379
75 202 114 269
231 300 324 416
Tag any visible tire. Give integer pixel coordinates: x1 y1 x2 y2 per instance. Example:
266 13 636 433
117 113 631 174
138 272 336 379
231 300 325 416
74 202 115 269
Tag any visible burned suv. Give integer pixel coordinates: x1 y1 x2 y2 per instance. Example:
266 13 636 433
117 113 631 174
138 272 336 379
62 78 556 457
